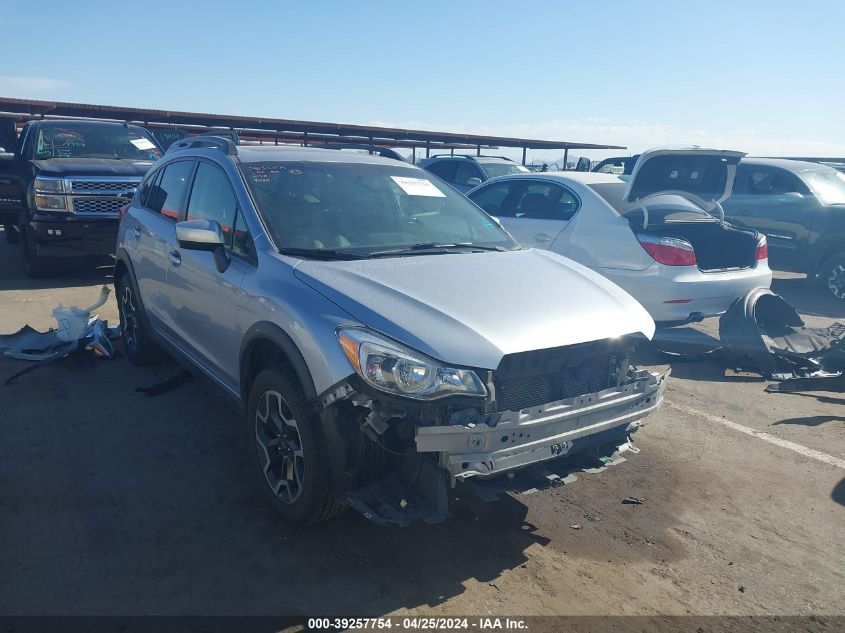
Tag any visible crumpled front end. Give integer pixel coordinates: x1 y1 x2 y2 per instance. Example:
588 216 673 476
319 336 668 526
417 368 667 479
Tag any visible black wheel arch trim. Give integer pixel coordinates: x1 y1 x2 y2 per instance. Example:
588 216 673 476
240 322 318 404
113 249 161 338
814 240 845 275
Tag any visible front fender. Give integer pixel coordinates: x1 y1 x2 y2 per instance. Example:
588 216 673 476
240 321 318 402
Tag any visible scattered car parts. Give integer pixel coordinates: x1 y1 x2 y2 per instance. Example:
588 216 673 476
1 286 118 385
720 287 845 391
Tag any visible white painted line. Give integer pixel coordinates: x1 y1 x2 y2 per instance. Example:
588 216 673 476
666 400 845 470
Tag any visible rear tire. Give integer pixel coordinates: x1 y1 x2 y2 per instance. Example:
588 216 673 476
247 365 345 526
117 275 163 364
819 253 845 300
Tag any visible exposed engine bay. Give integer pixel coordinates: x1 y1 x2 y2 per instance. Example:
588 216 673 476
318 336 668 526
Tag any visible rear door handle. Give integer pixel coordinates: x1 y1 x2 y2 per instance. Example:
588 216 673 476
168 250 181 266
535 232 553 243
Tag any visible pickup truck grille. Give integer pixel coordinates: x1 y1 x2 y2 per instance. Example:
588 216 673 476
72 198 127 214
65 177 140 217
493 340 625 413
70 180 138 193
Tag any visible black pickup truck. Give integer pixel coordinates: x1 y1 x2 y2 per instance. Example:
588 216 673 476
722 158 845 300
0 119 161 277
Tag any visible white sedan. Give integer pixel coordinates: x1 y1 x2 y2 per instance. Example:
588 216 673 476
467 147 772 324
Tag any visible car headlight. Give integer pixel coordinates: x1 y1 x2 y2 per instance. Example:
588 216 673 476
337 328 487 400
34 194 67 211
34 177 65 193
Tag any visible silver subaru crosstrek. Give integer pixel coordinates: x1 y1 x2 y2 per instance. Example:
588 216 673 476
114 136 668 526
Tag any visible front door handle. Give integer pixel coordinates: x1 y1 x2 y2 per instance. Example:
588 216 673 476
535 232 553 243
168 250 182 267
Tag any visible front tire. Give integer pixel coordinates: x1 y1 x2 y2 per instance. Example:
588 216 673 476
247 365 345 526
819 253 845 300
117 275 163 364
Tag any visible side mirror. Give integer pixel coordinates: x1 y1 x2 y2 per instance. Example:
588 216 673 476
466 177 482 188
175 219 230 272
782 191 805 201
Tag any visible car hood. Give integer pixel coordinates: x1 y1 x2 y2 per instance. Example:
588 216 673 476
294 249 655 370
623 147 745 213
31 158 156 177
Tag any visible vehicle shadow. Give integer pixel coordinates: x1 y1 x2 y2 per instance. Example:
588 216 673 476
0 230 113 291
833 477 845 508
767 391 845 406
771 275 845 320
771 414 845 427
0 356 556 616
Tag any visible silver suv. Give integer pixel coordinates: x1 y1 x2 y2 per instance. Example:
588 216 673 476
420 155 530 193
115 137 667 526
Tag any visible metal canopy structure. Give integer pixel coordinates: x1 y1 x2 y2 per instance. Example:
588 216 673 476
0 96 625 163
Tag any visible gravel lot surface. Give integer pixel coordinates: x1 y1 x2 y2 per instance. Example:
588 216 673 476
1 232 842 622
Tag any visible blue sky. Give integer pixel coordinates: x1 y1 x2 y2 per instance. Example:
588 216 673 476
2 0 844 161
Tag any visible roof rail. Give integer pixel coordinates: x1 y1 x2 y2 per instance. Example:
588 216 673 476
166 135 238 156
427 153 514 161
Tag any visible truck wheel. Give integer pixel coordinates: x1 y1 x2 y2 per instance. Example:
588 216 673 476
117 275 163 364
820 253 845 300
247 365 345 526
23 229 51 278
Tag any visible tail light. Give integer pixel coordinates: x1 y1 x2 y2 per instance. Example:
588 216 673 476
755 236 768 261
118 203 129 223
637 234 697 266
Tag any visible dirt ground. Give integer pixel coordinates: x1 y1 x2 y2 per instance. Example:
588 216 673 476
0 231 843 620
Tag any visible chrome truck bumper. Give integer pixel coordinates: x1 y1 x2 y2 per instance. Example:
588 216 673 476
415 368 669 479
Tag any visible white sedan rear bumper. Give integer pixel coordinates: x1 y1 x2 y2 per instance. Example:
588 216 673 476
598 261 773 323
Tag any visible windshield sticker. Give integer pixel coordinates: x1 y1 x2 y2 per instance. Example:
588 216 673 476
390 176 446 197
130 138 156 150
244 163 293 184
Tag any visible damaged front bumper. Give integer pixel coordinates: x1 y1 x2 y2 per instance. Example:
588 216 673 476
416 368 668 479
322 361 669 526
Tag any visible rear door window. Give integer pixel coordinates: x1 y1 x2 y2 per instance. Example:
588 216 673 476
138 169 161 209
470 182 511 215
514 182 578 220
147 160 194 220
185 162 238 248
426 160 458 183
455 162 483 186
743 166 809 196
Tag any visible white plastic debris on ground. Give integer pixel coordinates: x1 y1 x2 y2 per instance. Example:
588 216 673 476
0 286 120 384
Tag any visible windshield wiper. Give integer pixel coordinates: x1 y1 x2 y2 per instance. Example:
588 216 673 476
278 247 370 260
364 242 510 258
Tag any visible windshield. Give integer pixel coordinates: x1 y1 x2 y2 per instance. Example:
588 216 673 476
806 169 845 205
33 124 162 160
239 161 518 257
479 162 530 178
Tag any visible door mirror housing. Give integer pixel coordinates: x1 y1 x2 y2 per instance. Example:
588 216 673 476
781 191 805 201
465 177 483 188
175 219 230 272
